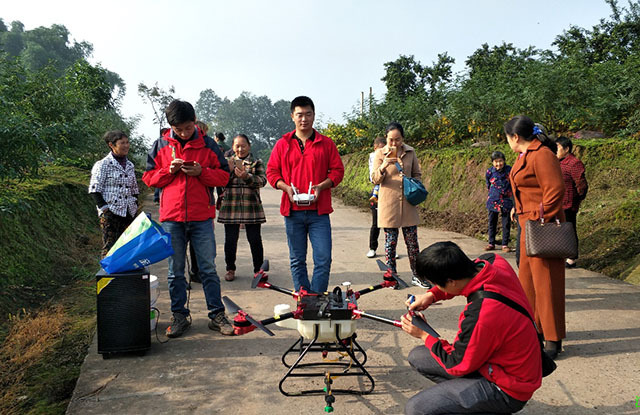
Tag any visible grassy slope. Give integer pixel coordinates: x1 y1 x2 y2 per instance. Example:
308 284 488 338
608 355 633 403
336 139 640 284
0 166 101 414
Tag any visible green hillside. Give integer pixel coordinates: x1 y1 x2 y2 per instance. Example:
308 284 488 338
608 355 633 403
336 139 640 284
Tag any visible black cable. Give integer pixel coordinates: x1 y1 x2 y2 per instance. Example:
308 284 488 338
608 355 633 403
152 307 169 344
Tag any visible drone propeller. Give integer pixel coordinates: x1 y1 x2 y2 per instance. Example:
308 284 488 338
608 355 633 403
376 259 409 289
411 312 440 338
222 296 275 336
251 260 270 289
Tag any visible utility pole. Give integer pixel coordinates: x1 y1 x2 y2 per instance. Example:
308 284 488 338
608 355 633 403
360 91 364 116
369 87 373 115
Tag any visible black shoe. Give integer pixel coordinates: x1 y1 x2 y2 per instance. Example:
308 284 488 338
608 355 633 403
544 340 562 360
565 261 577 269
166 312 191 338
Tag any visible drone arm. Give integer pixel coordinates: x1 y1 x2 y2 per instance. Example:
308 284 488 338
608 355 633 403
354 283 386 298
259 282 298 297
260 311 296 326
352 309 402 328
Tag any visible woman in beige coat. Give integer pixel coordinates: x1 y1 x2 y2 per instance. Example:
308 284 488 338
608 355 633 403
371 122 427 288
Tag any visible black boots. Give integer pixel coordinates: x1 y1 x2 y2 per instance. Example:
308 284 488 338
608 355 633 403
544 340 562 360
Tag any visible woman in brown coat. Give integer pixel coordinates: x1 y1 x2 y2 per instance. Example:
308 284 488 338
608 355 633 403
371 122 428 288
505 115 566 359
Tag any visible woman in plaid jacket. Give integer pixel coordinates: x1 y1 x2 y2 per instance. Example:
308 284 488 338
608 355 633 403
217 134 267 281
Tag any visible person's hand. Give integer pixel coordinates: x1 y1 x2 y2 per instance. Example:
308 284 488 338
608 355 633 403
380 157 398 171
282 183 294 202
235 166 248 179
181 162 202 176
170 158 184 174
510 207 516 222
406 291 436 312
401 312 429 341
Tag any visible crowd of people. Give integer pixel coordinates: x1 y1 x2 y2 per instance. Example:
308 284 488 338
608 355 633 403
89 96 588 413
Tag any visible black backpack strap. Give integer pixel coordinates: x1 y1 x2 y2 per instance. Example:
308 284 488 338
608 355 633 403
467 290 535 328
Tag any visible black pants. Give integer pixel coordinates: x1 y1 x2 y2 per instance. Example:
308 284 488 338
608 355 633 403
99 211 134 258
405 346 527 415
369 204 380 251
488 209 511 246
225 224 263 273
564 209 579 260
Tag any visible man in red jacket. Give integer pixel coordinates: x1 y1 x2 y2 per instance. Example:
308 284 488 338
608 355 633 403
142 100 232 338
266 96 344 293
402 242 541 414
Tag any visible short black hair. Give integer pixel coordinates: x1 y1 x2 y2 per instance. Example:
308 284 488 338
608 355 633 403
234 134 251 146
374 136 386 146
415 241 478 287
103 130 127 146
215 132 226 141
165 100 196 126
290 96 315 113
556 136 573 153
491 151 506 161
385 122 404 138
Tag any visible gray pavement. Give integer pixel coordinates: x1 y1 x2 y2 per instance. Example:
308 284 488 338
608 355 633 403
67 186 640 414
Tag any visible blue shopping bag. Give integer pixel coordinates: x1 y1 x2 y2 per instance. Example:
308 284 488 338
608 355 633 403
100 212 174 273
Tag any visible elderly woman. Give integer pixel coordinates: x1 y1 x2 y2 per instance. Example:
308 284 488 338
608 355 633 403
217 134 267 281
89 130 139 258
371 122 428 288
505 115 566 360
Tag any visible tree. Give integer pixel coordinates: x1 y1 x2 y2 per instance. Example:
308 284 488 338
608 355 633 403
195 89 222 124
137 82 175 132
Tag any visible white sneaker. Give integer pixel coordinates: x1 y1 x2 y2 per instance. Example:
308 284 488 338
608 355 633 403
366 249 376 258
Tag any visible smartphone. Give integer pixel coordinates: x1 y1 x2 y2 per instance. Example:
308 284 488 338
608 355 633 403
182 161 196 167
234 159 244 169
388 146 397 158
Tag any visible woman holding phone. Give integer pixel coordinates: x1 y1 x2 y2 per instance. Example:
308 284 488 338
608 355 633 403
371 122 427 288
217 134 267 281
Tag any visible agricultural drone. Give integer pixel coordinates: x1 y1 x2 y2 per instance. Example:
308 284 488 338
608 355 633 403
223 259 440 412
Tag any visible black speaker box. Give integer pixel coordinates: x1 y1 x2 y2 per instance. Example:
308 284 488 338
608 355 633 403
96 268 150 356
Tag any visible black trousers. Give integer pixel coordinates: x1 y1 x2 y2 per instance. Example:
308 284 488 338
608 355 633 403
564 209 579 260
405 346 527 415
369 204 381 251
487 209 511 246
224 224 263 273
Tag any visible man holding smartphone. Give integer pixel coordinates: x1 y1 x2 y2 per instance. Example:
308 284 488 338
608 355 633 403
143 100 233 339
266 96 344 293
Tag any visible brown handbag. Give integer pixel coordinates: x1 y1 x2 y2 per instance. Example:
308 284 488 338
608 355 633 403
525 204 578 259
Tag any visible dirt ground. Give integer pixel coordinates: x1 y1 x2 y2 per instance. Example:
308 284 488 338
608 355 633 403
67 187 640 415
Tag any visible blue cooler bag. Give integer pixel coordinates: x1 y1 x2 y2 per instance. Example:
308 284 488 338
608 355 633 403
100 212 174 273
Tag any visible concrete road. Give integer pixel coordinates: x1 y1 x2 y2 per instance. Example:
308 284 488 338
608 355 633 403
67 186 640 415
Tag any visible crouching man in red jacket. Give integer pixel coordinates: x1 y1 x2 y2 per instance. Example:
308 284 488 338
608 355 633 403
401 242 542 414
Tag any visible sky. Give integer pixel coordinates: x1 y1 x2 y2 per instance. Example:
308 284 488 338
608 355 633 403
3 0 614 141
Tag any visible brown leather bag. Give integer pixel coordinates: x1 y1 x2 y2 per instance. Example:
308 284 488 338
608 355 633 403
525 204 578 259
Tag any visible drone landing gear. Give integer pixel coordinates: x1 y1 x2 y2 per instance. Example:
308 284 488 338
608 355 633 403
278 325 374 397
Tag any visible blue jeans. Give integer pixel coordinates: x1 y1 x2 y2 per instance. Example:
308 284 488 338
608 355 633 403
162 219 224 319
284 210 332 293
